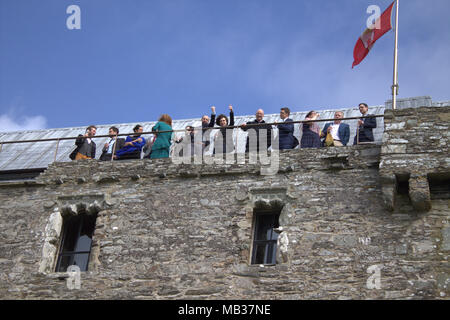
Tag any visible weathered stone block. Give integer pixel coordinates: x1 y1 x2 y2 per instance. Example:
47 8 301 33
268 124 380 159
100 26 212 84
381 144 407 154
385 122 406 131
441 227 450 251
409 175 432 212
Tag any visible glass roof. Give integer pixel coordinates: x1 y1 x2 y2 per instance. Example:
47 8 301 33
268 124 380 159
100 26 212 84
0 106 386 171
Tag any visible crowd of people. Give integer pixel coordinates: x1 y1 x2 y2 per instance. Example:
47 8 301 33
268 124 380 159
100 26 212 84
70 103 377 161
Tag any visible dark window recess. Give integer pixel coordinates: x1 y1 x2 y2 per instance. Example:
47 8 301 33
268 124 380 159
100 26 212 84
0 168 46 181
55 214 97 272
428 173 450 200
251 211 280 265
396 174 410 195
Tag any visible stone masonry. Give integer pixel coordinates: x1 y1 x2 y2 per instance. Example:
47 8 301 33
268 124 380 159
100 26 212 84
0 106 449 299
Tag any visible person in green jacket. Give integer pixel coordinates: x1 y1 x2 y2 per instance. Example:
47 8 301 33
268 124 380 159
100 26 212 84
149 114 173 159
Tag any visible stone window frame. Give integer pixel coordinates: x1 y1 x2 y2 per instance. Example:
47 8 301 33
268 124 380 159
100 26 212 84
55 212 98 272
39 195 107 274
236 186 294 266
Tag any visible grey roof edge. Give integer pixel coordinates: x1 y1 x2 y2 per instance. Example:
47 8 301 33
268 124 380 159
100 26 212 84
1 95 448 136
0 105 386 136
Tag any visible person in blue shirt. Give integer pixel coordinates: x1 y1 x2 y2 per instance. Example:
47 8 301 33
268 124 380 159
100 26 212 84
114 124 146 160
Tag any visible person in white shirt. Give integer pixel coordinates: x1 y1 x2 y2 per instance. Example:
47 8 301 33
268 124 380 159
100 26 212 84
320 111 350 146
99 126 125 161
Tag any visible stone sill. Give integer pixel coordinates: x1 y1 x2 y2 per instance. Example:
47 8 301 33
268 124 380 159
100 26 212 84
40 271 95 280
0 180 43 188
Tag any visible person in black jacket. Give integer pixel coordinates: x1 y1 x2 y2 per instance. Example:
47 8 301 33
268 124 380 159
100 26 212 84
99 126 125 161
213 105 235 155
70 125 97 160
240 108 272 153
276 107 296 150
201 106 216 152
353 103 377 144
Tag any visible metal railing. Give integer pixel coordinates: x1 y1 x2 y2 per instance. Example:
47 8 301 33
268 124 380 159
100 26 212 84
0 115 384 164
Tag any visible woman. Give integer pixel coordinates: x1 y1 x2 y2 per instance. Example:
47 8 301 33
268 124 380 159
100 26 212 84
149 114 173 159
213 105 235 155
300 111 321 148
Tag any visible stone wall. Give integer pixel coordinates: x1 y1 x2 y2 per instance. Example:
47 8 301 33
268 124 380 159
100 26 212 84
0 106 449 300
380 106 450 212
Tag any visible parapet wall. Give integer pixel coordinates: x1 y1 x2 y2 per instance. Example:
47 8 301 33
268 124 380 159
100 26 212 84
0 106 449 300
380 106 450 212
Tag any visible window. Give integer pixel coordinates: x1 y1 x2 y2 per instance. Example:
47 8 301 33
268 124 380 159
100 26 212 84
55 214 97 272
428 173 450 200
251 211 280 265
396 173 410 195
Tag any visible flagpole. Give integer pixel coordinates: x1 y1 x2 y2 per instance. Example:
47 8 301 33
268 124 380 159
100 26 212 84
392 0 399 110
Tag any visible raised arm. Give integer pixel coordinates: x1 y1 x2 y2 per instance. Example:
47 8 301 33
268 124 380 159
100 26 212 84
209 106 216 128
229 105 234 126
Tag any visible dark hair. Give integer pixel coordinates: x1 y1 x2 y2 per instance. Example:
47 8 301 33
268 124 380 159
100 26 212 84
281 107 290 116
109 126 119 134
133 124 143 132
359 103 368 108
216 114 229 126
305 111 316 118
86 125 97 131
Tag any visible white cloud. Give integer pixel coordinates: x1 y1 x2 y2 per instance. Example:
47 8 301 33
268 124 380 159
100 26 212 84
0 114 47 133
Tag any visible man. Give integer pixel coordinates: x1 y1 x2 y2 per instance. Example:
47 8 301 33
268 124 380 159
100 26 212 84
99 126 125 161
201 106 216 151
70 125 97 160
276 107 296 150
353 103 377 145
114 124 146 160
175 125 198 157
321 111 350 146
201 106 216 130
240 108 272 153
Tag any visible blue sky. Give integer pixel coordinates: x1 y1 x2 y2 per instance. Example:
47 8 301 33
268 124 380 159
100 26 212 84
1 0 449 131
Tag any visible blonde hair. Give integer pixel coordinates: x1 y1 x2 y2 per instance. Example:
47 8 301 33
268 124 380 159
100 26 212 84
158 114 172 126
